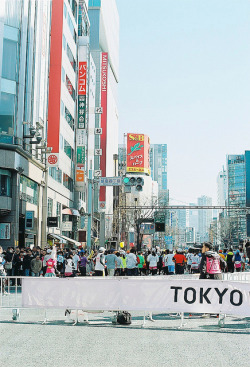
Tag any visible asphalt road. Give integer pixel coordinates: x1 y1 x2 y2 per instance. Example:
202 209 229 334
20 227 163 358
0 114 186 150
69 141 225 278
0 309 249 367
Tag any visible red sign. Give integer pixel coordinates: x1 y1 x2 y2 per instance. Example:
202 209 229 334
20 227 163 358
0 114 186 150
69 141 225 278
126 134 150 174
78 61 87 95
99 53 108 204
47 0 64 153
47 153 59 167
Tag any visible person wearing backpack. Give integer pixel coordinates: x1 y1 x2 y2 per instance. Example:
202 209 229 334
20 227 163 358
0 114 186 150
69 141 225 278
199 242 225 280
225 248 235 273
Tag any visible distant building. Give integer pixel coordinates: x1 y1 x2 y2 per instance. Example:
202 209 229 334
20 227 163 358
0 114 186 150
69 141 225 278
217 167 227 207
186 227 196 244
227 154 246 247
198 195 212 243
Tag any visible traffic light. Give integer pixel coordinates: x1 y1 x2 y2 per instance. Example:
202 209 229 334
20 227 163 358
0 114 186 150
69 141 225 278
123 176 144 192
155 222 165 232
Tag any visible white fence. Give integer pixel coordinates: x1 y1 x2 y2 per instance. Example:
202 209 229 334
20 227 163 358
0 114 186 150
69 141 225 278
1 274 250 327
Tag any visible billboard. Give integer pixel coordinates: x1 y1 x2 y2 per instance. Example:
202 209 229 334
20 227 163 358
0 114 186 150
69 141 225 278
99 52 108 204
126 133 150 175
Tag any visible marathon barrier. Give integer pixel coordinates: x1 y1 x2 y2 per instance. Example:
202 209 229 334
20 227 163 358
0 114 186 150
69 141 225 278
1 274 250 328
21 277 250 317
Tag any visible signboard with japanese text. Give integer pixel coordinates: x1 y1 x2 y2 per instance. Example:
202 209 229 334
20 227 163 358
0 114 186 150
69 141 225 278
61 221 73 231
78 61 87 95
78 95 86 129
76 168 84 183
0 223 10 240
99 177 122 186
77 146 85 165
77 130 86 146
99 52 108 205
126 133 150 175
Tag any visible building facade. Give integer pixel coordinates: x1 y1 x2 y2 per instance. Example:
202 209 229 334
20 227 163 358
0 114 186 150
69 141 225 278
227 154 246 247
0 0 52 248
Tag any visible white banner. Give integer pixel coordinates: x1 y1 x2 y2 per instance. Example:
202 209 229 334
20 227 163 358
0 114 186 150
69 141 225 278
22 278 250 316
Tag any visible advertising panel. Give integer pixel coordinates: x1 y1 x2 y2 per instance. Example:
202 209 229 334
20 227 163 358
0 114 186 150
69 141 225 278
99 52 108 204
126 133 150 175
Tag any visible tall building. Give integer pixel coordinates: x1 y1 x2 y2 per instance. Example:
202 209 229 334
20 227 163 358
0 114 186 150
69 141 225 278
0 0 52 247
217 166 227 207
150 144 168 205
198 195 212 243
88 0 119 215
227 154 246 247
189 203 199 239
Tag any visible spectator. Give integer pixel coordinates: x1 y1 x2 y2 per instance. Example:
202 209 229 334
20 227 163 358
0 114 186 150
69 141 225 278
30 255 42 276
57 251 65 275
23 250 33 276
105 249 117 276
126 248 137 276
78 250 89 276
72 250 80 276
94 247 106 276
199 242 224 280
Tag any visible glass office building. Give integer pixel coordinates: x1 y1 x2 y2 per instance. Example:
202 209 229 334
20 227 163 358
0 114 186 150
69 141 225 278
227 155 246 247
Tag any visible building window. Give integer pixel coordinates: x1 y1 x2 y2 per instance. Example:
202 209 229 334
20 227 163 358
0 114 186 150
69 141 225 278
63 173 74 192
2 38 18 81
48 198 53 217
0 92 15 136
66 75 75 101
0 169 12 197
65 106 74 130
66 44 76 71
49 167 62 183
20 176 38 205
67 13 77 42
64 139 74 159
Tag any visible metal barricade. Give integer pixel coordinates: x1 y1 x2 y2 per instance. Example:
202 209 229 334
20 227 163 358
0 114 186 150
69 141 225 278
0 276 23 309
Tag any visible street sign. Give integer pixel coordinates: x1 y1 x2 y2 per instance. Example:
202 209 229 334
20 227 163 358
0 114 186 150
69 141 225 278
140 223 155 235
47 217 58 227
25 211 34 230
154 211 166 223
99 177 122 186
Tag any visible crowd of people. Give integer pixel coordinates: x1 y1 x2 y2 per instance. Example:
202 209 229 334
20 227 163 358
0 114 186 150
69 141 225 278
0 242 249 280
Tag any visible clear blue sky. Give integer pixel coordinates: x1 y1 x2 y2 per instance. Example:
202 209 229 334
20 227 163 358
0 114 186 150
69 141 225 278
116 0 250 204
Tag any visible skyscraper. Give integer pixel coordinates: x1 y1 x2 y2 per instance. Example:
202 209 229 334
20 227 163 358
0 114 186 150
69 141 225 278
227 154 246 247
198 195 212 243
150 144 168 205
88 0 119 215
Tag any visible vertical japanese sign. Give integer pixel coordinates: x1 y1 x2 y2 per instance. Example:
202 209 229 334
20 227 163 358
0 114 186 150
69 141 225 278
76 61 87 191
99 52 108 207
78 61 87 129
126 133 150 174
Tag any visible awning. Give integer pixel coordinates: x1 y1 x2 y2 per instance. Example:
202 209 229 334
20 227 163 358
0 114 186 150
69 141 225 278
62 208 80 216
60 235 82 247
47 233 67 244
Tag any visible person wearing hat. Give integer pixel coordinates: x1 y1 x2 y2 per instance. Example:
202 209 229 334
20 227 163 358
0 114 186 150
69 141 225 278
172 248 187 274
94 247 106 276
